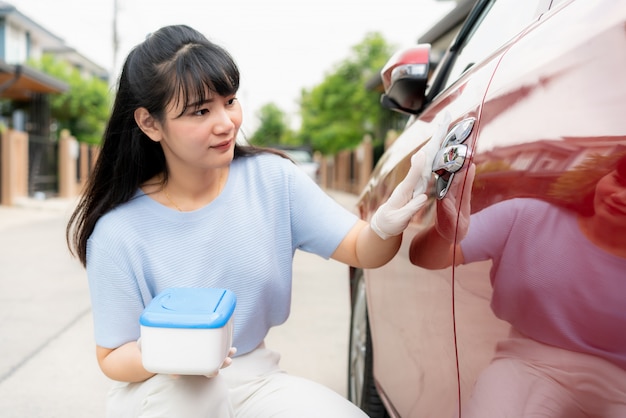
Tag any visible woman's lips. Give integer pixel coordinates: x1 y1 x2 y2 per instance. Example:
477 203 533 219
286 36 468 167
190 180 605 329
603 199 626 216
211 139 233 151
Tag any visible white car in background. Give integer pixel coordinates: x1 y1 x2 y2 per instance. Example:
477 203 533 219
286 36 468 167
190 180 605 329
277 147 320 182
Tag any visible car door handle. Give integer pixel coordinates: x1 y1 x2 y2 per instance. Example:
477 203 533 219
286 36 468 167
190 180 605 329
431 117 475 199
432 144 468 199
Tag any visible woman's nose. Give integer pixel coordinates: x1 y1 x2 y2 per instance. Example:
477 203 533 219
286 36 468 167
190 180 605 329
213 107 235 133
613 187 626 201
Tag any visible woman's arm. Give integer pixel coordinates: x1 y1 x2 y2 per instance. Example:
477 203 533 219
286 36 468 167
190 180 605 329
331 220 402 268
409 226 464 269
96 342 155 383
332 151 429 268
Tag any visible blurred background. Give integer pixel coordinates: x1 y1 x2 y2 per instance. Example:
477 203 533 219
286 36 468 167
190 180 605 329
12 0 455 133
1 0 476 205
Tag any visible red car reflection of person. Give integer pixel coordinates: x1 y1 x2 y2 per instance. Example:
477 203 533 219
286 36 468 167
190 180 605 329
410 154 626 418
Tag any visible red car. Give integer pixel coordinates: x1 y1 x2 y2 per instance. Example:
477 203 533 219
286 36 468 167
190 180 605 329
347 0 626 417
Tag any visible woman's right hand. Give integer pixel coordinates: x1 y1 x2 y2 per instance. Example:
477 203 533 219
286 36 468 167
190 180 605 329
204 347 237 378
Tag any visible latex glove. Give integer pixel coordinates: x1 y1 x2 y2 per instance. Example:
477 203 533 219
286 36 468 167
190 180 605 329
419 111 452 193
370 150 429 240
435 163 475 242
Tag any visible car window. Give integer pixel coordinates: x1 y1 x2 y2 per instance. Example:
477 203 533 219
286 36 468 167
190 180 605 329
443 0 545 90
284 150 313 164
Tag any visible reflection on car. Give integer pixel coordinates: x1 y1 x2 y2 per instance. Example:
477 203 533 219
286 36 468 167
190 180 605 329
347 0 626 417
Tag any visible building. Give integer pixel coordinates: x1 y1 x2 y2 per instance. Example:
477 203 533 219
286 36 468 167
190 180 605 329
0 1 108 203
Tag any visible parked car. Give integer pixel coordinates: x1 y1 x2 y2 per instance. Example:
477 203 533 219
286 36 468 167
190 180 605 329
273 146 320 182
347 0 626 417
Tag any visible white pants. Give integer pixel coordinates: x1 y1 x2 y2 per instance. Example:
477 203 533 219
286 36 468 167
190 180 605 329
461 330 626 418
106 344 367 418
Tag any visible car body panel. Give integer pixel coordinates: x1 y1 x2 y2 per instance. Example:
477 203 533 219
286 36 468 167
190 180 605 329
455 1 626 408
360 7 530 416
355 0 626 416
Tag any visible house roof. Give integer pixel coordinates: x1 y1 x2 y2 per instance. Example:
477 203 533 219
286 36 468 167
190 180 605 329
0 61 68 100
418 0 478 44
0 2 70 100
0 1 65 47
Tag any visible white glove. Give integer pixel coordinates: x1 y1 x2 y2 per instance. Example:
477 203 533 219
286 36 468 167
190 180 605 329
419 111 452 193
370 150 429 240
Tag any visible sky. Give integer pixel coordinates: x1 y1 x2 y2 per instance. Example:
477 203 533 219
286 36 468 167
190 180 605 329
14 0 454 132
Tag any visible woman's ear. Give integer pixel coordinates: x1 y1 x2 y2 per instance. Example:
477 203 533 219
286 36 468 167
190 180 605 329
134 107 162 142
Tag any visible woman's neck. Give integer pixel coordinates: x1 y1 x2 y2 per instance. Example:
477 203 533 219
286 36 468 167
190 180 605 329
144 167 229 212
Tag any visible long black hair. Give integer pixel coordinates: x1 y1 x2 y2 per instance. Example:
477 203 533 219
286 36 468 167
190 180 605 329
67 25 271 266
547 151 626 216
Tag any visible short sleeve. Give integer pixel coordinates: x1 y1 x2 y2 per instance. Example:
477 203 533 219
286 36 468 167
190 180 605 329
288 163 359 258
461 198 521 264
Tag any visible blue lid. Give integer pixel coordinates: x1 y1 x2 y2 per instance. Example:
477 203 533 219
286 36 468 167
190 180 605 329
139 288 237 329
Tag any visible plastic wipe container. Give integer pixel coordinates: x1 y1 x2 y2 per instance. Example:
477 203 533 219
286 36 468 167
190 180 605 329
139 287 236 375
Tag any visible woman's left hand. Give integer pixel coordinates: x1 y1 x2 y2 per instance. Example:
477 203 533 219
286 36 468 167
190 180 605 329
370 150 429 240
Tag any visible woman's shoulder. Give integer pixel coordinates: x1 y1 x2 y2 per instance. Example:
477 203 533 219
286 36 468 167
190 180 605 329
474 198 565 229
91 192 156 239
489 197 561 214
236 150 292 167
233 151 298 179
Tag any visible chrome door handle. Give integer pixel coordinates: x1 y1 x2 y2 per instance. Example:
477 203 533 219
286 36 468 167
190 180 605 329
442 117 475 146
433 144 468 199
431 117 475 199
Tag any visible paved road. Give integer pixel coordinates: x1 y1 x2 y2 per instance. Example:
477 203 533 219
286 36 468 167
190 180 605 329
0 190 358 417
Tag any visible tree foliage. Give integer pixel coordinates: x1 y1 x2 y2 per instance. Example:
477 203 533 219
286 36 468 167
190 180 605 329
29 54 111 144
298 32 396 155
247 103 293 147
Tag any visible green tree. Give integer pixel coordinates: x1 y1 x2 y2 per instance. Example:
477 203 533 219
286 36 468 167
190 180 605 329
298 32 398 155
248 103 294 147
29 54 111 144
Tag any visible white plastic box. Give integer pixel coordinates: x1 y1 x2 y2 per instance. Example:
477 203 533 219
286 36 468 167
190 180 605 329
139 288 236 375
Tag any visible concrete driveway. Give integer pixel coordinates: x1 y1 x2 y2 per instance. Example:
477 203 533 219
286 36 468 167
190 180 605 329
0 190 358 417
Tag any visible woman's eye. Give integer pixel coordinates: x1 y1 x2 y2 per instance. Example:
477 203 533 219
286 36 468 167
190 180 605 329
227 97 238 106
614 172 626 187
193 108 209 116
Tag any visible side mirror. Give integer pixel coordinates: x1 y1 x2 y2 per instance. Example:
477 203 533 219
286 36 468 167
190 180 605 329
380 45 431 115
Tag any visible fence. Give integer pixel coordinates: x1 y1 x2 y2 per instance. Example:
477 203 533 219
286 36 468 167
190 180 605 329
316 131 399 196
0 129 98 206
0 130 397 207
0 129 28 206
28 134 58 197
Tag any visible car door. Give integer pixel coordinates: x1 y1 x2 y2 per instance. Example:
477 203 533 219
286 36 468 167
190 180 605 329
355 0 551 416
453 0 626 414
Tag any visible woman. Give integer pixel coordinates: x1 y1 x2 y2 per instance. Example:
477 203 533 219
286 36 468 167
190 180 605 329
410 155 626 417
66 25 429 417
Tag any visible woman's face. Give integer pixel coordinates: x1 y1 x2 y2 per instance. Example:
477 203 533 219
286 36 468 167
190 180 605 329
593 166 626 228
157 90 242 171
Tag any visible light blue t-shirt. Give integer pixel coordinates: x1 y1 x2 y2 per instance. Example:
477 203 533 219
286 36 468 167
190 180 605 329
86 153 358 355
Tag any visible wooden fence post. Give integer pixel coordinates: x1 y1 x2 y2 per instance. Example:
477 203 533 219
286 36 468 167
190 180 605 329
58 129 78 198
335 150 351 192
356 135 373 193
0 129 28 206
